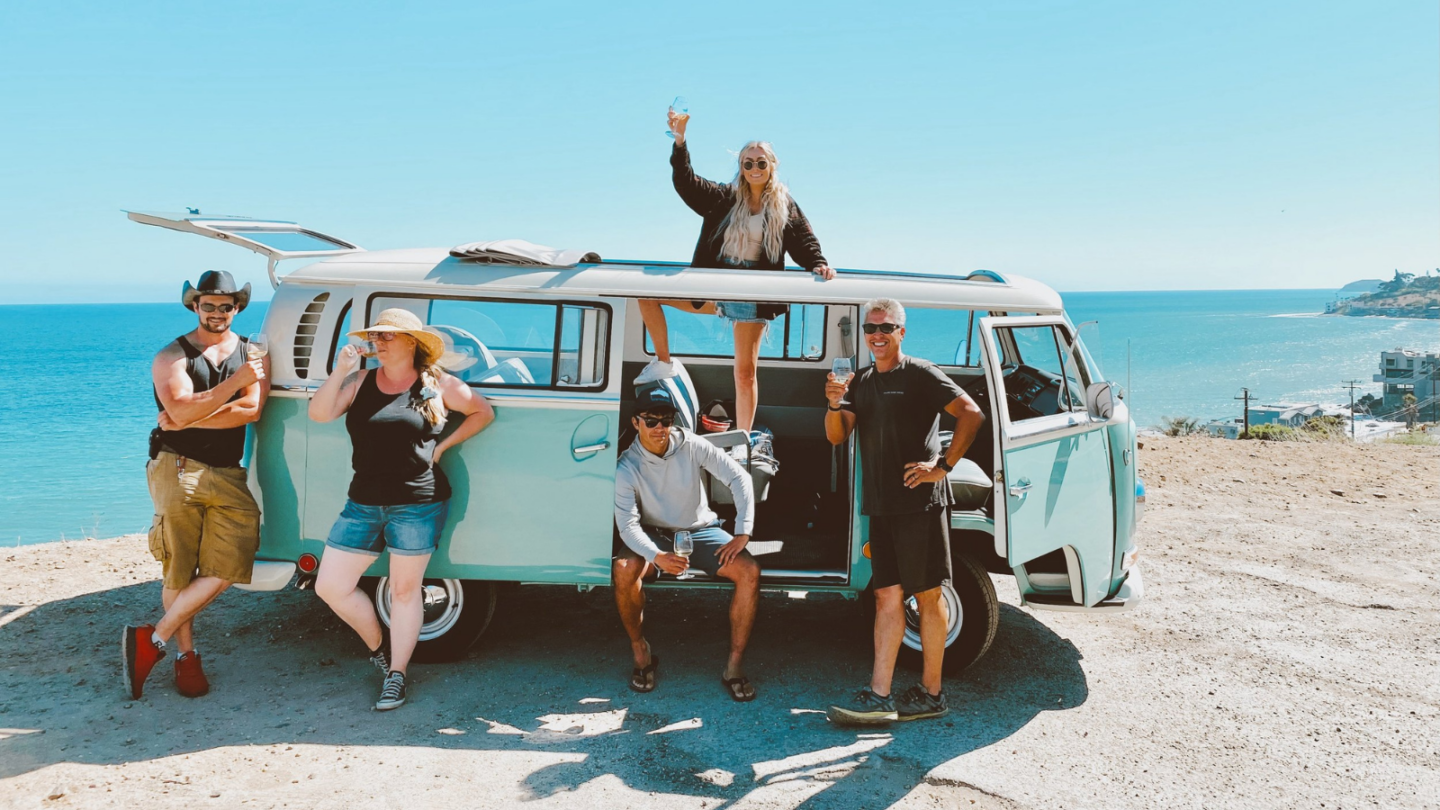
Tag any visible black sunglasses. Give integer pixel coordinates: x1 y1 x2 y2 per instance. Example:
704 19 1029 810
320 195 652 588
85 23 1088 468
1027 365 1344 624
861 322 901 334
636 414 676 429
198 303 237 313
742 159 769 171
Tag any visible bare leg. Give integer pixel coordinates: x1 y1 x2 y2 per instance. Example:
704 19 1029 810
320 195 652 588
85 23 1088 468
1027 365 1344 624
732 321 766 432
612 552 652 668
154 577 230 646
717 553 760 684
870 585 905 697
383 552 433 675
314 547 385 653
914 586 949 695
637 300 673 363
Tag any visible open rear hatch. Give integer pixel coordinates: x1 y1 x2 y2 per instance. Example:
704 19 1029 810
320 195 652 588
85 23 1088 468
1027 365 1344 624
126 211 361 287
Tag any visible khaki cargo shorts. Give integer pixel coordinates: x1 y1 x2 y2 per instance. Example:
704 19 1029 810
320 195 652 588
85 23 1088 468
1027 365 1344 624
146 451 261 589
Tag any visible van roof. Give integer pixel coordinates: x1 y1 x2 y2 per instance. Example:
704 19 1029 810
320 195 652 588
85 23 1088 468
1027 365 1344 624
282 247 1065 313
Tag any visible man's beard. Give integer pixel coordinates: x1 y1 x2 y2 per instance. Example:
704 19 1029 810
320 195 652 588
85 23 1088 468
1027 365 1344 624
200 320 230 335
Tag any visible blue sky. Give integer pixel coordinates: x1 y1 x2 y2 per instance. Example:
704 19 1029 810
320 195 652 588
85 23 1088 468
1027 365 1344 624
1 1 1436 303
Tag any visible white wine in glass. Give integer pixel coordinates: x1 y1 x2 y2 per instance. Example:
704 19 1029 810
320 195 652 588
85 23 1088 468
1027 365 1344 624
673 530 694 579
246 333 269 361
666 96 690 139
831 357 853 384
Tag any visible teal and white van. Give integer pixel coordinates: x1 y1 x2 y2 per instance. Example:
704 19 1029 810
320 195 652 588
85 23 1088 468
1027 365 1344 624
130 212 1145 671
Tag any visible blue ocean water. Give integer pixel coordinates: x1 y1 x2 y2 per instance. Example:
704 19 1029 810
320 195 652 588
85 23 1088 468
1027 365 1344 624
1 292 1436 545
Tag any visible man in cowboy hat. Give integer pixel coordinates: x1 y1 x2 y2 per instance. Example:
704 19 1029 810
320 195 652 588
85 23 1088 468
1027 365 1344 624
123 270 269 700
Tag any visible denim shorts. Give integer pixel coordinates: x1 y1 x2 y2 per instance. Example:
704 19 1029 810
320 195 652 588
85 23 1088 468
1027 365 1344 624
642 525 737 576
714 301 776 325
325 499 448 557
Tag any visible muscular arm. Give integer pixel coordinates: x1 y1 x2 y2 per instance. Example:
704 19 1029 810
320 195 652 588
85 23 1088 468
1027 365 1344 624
152 343 259 427
163 355 269 430
942 393 986 467
433 375 495 461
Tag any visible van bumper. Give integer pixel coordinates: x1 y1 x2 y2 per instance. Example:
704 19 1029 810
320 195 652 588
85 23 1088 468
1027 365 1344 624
1025 564 1144 614
232 561 296 592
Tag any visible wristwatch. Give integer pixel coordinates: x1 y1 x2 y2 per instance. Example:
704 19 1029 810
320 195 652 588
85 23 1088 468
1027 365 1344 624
827 404 844 412
937 458 955 473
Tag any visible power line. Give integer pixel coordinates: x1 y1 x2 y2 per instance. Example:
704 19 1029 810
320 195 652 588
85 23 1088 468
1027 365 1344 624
1342 380 1362 439
1235 387 1253 438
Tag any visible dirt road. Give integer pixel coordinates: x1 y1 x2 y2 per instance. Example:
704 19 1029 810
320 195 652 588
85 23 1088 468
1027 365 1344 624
1 437 1436 809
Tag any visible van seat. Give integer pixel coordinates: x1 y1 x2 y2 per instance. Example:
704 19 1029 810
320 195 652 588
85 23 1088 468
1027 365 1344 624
471 358 535 385
947 459 992 511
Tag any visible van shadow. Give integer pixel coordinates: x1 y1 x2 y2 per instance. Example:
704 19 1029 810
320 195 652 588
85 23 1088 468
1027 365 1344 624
0 580 1087 806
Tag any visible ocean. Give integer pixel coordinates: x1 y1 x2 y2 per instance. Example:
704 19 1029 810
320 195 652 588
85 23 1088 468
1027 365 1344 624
2 291 1435 545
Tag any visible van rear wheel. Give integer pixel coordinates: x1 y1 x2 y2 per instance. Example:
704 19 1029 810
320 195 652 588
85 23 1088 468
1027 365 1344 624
364 577 498 663
895 552 999 675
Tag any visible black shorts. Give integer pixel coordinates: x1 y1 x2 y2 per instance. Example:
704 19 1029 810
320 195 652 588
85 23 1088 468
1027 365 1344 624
868 508 952 596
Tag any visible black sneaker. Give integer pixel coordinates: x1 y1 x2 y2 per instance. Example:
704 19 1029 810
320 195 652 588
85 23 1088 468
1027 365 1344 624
896 684 948 722
368 645 390 677
826 688 897 725
374 671 407 711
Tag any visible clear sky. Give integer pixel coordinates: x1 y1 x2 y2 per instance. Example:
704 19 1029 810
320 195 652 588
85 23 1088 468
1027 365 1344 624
1 1 1436 303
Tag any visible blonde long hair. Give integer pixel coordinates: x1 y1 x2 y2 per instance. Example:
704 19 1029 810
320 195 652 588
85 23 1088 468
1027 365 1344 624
718 141 790 265
410 339 448 428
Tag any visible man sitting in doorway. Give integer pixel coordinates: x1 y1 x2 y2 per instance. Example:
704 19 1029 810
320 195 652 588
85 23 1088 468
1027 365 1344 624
613 387 761 701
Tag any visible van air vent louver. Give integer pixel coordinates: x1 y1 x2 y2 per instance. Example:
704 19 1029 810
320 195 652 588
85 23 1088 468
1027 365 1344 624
293 292 331 379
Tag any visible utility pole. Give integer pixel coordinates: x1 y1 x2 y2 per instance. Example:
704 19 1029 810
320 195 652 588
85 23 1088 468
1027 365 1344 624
1236 388 1253 438
1342 380 1362 440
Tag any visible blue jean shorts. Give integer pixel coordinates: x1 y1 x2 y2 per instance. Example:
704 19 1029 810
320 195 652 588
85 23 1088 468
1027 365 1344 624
642 525 736 576
714 301 775 325
325 499 448 557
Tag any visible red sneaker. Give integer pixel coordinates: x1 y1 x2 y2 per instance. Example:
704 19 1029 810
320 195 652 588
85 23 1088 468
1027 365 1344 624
122 624 165 700
174 652 210 698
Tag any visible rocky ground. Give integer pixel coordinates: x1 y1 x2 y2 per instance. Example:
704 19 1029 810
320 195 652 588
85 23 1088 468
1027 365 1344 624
1 436 1437 809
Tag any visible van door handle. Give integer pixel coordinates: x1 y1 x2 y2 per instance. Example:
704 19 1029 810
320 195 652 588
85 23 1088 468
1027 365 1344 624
573 441 611 456
1008 478 1033 500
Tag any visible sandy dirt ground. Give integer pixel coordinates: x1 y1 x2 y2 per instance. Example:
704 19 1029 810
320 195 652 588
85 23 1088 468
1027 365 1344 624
1 436 1437 809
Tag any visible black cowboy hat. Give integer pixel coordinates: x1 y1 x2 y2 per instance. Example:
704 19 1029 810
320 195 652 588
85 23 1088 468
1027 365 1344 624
182 270 252 312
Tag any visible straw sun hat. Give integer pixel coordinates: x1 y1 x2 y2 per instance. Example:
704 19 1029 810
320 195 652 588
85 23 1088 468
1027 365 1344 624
347 308 445 361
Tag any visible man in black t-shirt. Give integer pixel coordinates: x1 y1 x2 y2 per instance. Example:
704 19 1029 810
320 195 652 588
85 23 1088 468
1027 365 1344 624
824 298 984 725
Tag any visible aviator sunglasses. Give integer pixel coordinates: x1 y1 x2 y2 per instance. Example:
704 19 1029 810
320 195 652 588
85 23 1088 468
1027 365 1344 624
198 303 237 313
366 331 402 342
861 322 901 335
742 159 769 171
636 413 676 429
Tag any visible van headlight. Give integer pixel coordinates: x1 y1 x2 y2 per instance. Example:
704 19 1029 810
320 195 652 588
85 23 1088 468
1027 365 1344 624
1121 546 1139 572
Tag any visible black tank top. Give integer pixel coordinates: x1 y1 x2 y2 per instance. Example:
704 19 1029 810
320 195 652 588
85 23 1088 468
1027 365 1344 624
151 335 249 468
345 371 450 506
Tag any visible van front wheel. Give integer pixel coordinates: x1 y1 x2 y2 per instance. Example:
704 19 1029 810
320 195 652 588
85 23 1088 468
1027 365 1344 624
896 552 999 675
366 577 498 663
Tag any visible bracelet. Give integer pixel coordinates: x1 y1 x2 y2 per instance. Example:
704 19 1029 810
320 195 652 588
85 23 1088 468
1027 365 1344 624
827 404 843 412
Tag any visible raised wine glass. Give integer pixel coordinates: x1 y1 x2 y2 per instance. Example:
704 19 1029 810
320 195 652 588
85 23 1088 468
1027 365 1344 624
246 333 269 361
666 96 689 139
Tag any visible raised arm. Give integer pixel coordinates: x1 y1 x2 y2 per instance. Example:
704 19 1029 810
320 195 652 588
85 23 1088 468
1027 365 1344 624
152 342 263 427
671 141 731 217
824 373 858 444
308 344 365 423
431 374 495 464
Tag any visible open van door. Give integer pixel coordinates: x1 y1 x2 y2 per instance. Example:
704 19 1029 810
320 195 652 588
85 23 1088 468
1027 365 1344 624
126 211 361 287
977 315 1117 608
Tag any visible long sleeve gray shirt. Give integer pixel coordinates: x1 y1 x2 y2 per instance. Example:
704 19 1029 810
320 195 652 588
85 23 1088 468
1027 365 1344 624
614 428 756 561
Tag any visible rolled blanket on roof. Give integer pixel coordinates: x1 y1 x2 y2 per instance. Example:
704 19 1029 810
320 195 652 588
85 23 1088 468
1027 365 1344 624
450 239 601 267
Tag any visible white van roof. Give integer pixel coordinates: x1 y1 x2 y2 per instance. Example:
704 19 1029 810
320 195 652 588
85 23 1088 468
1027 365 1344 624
283 248 1064 313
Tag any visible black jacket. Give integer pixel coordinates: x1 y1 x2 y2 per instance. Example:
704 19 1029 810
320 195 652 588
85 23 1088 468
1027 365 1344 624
671 143 828 272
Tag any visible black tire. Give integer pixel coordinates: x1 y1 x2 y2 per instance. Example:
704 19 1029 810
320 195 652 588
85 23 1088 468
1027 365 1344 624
894 551 1000 675
361 577 499 663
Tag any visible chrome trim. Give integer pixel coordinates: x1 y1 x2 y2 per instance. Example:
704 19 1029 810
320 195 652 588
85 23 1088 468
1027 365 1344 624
572 441 611 455
232 561 295 592
1008 478 1033 500
1005 413 1107 449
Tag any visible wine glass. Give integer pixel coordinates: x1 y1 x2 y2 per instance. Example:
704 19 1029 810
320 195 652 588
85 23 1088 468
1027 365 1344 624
831 357 853 384
246 333 269 361
665 96 689 139
673 530 694 579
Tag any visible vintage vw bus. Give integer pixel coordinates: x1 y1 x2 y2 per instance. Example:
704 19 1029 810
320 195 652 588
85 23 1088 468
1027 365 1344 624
129 212 1145 671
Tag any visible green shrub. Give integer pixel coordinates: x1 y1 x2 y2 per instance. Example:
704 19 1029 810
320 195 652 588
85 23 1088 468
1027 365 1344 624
1384 431 1439 446
1243 424 1298 441
1301 415 1348 440
1159 416 1202 437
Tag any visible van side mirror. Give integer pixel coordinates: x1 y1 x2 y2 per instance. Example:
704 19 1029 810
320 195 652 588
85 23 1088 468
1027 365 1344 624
1086 382 1120 423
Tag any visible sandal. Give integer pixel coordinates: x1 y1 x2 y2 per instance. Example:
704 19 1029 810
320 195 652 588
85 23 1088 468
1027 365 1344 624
721 674 756 702
629 655 659 693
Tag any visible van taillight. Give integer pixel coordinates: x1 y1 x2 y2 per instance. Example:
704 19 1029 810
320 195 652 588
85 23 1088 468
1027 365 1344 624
298 553 319 574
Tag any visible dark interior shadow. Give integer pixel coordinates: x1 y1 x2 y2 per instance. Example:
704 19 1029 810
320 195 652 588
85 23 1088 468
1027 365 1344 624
0 578 1087 807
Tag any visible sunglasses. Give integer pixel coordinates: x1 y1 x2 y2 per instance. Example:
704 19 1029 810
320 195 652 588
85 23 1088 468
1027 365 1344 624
367 331 401 342
636 414 676 429
862 322 901 335
742 159 769 171
198 303 236 314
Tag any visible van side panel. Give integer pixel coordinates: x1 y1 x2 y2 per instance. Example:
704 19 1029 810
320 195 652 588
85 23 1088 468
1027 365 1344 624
250 396 307 563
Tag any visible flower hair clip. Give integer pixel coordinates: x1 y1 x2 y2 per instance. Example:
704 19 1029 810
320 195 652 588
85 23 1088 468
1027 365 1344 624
419 385 440 401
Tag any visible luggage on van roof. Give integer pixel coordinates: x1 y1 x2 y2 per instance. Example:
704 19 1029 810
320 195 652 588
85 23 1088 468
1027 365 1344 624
450 239 601 267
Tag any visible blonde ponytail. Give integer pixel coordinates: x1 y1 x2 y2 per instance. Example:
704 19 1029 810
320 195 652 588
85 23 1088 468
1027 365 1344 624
410 342 448 427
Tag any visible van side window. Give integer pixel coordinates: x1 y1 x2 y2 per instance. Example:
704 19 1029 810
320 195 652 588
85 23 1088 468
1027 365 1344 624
994 324 1088 421
368 295 610 391
644 304 825 361
895 308 982 367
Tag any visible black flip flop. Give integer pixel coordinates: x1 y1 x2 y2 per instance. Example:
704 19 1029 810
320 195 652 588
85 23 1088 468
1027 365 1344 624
721 674 756 702
629 655 659 693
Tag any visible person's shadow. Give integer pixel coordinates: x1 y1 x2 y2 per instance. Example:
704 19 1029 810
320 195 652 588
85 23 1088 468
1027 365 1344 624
0 577 1086 807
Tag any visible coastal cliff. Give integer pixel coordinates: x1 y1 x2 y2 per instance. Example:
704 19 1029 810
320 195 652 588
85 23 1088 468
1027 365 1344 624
1329 271 1440 319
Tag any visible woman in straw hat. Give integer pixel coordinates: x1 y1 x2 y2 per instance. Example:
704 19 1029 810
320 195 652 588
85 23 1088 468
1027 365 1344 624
308 308 494 711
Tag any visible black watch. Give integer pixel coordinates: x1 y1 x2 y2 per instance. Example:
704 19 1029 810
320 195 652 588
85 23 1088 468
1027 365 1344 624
937 459 955 473
828 404 844 412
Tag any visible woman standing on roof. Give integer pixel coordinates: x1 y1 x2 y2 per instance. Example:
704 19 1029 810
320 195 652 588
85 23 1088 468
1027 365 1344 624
635 111 834 433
